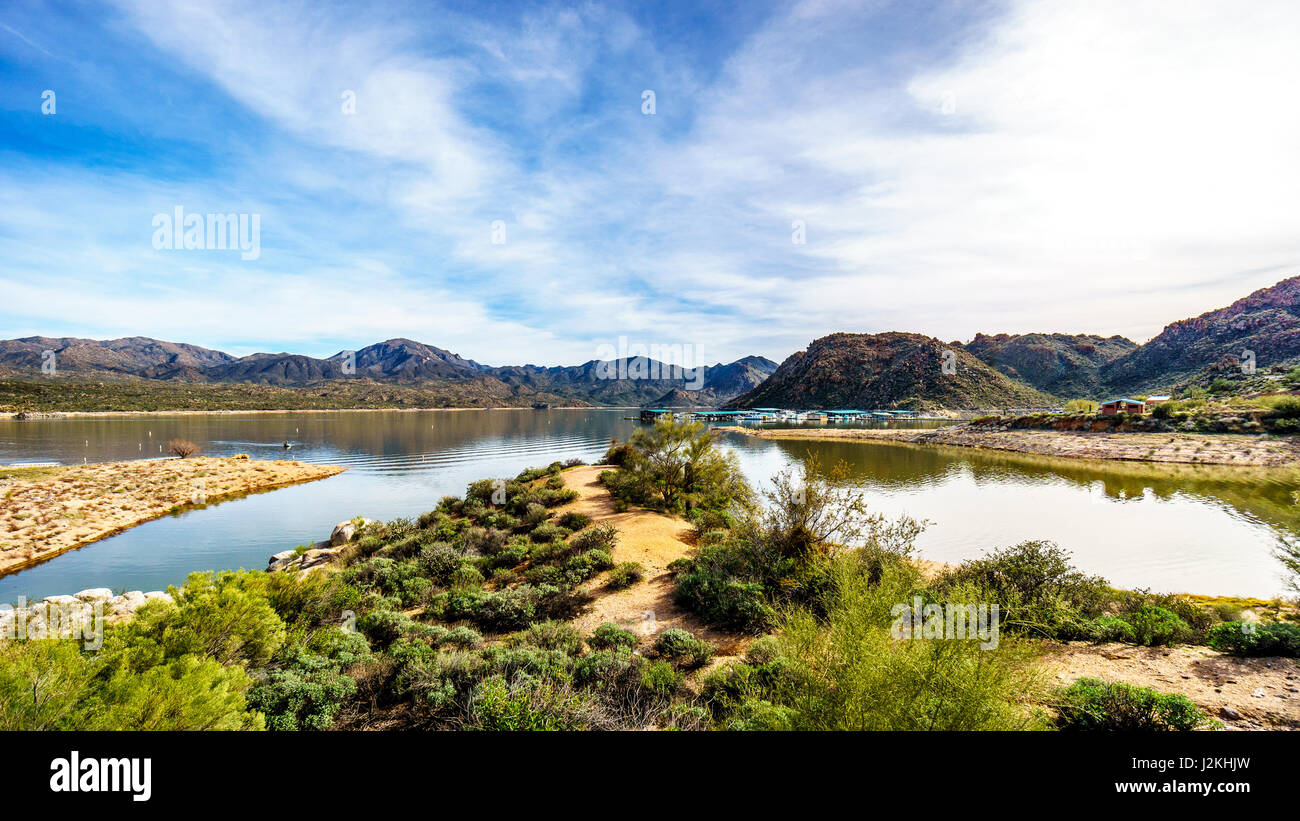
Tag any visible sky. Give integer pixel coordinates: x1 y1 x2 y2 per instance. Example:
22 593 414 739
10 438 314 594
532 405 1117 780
2 0 1299 366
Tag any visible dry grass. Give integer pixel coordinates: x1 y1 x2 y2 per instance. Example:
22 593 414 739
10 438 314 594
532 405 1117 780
0 457 344 575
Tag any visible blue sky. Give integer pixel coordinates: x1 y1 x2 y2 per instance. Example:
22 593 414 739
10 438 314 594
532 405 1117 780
2 0 1299 366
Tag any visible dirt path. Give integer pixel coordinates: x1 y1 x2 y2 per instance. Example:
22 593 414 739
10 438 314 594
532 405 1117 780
557 465 748 656
0 457 345 576
1045 642 1300 730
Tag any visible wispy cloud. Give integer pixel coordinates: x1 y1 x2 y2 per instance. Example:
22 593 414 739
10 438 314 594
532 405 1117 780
1 0 1298 364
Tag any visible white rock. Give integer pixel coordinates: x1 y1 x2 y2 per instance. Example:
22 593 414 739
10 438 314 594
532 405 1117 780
142 591 174 604
119 591 146 606
42 594 80 606
74 588 113 602
329 521 358 547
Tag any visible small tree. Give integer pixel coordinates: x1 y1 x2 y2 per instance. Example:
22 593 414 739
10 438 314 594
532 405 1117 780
167 439 201 458
1063 399 1097 415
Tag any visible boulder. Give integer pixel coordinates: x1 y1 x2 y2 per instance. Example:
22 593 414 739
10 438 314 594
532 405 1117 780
74 588 113 602
142 591 174 605
329 519 373 546
42 594 80 606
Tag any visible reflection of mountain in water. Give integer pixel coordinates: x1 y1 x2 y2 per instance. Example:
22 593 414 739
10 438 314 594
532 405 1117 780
754 436 1300 537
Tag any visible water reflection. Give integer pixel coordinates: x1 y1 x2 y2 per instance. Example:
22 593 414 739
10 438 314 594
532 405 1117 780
0 411 1296 600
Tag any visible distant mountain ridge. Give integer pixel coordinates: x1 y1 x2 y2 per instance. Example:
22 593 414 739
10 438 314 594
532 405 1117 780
6 276 1298 412
0 336 776 407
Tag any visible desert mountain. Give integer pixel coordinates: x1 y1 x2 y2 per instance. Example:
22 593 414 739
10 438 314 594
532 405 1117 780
1101 275 1300 394
727 332 1055 411
957 333 1136 398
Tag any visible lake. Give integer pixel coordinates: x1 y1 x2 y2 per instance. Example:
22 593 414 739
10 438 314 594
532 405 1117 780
1 409 1297 602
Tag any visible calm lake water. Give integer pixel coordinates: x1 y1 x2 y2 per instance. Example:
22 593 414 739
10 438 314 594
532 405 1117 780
1 409 1297 601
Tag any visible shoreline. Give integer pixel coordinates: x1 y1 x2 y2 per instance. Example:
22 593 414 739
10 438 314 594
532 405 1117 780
0 457 345 577
720 424 1300 467
2 405 630 420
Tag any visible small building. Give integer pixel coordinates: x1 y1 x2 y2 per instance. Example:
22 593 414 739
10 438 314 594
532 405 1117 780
1145 395 1172 403
639 409 674 422
1099 398 1146 415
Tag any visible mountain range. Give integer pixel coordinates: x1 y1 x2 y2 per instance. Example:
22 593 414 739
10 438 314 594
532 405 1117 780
728 275 1300 410
5 276 1298 412
0 336 779 408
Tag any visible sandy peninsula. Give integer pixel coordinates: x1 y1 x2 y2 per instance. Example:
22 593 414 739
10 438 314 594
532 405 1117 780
0 456 345 575
721 425 1300 467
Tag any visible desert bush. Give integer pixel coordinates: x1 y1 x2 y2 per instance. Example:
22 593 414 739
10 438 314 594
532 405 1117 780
468 674 608 731
557 511 592 531
606 562 645 590
1054 678 1215 731
517 620 585 655
571 523 618 553
773 554 1045 731
588 622 638 651
653 628 714 669
167 438 201 458
529 521 567 543
1206 621 1300 657
937 540 1110 639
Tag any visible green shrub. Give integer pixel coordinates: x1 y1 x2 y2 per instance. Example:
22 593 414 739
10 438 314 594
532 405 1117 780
653 628 714 669
722 698 795 731
938 541 1110 639
518 620 585 655
744 635 780 665
588 622 638 651
557 511 592 531
1055 678 1215 731
1125 606 1191 647
529 521 567 543
441 626 483 649
1206 621 1300 656
606 562 646 590
469 674 603 730
571 523 618 553
639 659 683 696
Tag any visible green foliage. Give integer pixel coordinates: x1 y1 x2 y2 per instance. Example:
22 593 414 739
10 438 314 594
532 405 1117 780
937 541 1111 639
1121 606 1191 647
673 458 922 633
652 628 714 669
1206 621 1300 657
469 675 601 730
770 554 1046 731
1055 678 1215 731
557 511 592 531
602 419 751 514
588 622 638 651
517 621 585 655
606 562 646 590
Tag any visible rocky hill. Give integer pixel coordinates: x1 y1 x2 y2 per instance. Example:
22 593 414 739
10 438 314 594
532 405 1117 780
957 333 1136 398
727 332 1055 411
1101 275 1300 394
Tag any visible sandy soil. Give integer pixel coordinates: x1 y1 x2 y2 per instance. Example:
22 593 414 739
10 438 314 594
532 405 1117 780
556 465 749 657
1045 642 1300 730
0 457 345 575
724 425 1300 467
